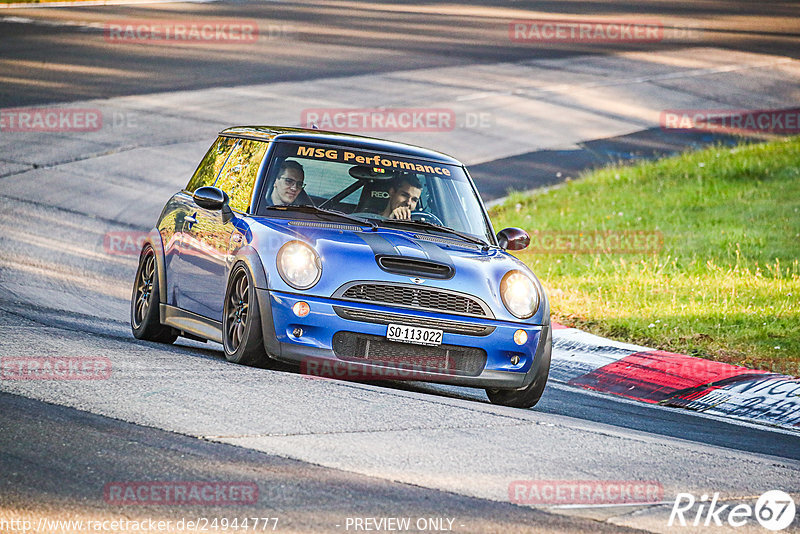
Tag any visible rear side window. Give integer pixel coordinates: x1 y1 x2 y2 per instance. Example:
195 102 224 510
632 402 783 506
215 139 269 212
185 136 238 193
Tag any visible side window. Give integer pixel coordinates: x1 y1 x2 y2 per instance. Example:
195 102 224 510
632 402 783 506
215 139 269 212
185 137 237 193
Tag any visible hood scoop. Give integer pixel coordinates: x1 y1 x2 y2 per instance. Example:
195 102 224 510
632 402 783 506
376 255 454 280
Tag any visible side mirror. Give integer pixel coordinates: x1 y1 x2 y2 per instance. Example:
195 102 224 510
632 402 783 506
496 227 530 251
193 186 234 223
193 186 228 210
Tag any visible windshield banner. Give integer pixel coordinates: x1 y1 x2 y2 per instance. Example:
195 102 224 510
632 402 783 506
292 144 453 176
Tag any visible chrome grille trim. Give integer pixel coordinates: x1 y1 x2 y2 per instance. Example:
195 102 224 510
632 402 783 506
333 281 493 318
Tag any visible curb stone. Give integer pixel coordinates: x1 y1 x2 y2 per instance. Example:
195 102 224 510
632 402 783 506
550 323 800 430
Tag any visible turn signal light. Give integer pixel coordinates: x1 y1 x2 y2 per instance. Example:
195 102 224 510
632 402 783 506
513 329 528 346
293 301 310 317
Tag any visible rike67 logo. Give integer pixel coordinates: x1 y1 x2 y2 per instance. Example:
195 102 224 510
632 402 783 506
669 490 796 531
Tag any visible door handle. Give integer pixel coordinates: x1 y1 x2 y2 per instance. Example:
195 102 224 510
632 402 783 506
185 212 197 229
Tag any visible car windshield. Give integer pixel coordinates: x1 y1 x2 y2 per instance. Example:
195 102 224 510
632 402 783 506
256 141 493 244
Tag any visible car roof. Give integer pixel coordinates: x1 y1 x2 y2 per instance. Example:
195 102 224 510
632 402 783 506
219 126 463 165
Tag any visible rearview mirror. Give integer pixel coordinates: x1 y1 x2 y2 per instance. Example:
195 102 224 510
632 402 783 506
497 227 530 250
349 165 397 181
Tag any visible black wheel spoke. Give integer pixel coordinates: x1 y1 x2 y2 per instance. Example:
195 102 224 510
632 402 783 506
235 322 244 346
144 257 154 281
228 320 237 344
237 277 246 301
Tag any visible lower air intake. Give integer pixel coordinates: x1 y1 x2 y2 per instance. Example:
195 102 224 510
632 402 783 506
332 331 487 377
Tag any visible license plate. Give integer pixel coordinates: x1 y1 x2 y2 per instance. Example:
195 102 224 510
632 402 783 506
386 324 443 346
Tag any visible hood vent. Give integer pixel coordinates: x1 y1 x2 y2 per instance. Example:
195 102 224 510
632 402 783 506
376 255 454 280
288 220 364 231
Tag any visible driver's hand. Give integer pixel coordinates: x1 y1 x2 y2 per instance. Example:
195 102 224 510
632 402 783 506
389 206 412 220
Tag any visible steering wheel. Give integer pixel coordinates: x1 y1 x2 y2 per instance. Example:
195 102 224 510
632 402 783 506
411 211 444 226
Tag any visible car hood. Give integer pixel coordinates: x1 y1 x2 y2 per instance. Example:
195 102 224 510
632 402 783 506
247 217 548 325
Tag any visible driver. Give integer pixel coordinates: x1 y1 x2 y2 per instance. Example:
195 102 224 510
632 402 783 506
267 160 306 206
381 175 422 220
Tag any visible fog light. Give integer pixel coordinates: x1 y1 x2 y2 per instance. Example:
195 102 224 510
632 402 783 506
510 355 521 365
292 301 310 317
292 327 303 338
513 329 528 346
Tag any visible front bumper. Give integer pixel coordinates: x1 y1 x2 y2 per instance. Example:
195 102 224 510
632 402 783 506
257 289 551 389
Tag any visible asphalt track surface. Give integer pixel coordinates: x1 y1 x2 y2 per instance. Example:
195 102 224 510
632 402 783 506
1 1 800 533
0 392 638 534
1 0 799 107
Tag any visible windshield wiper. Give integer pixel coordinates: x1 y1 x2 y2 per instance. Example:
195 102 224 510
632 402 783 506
379 218 489 248
265 204 377 229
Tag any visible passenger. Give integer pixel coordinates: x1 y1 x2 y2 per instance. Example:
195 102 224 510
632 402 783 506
381 174 422 220
267 160 305 206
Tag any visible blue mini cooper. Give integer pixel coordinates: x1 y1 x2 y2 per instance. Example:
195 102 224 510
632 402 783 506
131 127 551 408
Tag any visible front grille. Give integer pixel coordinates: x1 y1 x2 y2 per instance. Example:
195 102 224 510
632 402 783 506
333 306 494 336
338 282 491 318
332 331 487 377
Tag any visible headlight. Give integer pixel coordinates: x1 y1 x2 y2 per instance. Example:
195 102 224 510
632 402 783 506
500 270 539 319
277 241 321 290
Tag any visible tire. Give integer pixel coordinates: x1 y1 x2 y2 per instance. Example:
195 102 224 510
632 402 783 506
485 330 551 409
222 264 266 366
131 245 177 344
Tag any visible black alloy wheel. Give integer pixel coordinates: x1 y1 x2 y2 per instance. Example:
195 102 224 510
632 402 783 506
131 245 177 344
223 265 266 366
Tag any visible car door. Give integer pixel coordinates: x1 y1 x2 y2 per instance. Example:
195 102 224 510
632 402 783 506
169 136 238 312
177 139 269 321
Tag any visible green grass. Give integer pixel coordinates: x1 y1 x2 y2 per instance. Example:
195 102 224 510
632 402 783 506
489 136 800 375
